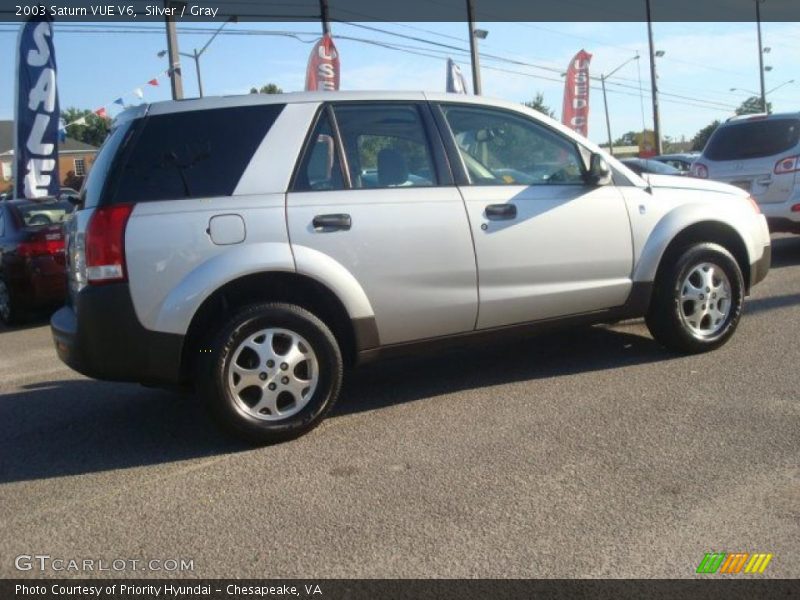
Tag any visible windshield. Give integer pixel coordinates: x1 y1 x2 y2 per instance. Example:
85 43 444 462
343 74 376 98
12 200 75 227
705 118 800 161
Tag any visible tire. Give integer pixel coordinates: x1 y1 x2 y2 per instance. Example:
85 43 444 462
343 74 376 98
646 243 744 354
197 303 343 444
0 278 20 326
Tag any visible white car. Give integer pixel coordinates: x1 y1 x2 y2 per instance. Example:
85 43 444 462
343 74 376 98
692 112 800 232
51 91 771 443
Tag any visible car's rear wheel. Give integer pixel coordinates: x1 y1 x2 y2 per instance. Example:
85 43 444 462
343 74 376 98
646 243 744 354
197 303 343 444
0 278 20 326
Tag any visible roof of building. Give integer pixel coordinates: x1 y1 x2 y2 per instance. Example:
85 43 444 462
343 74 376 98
0 120 99 155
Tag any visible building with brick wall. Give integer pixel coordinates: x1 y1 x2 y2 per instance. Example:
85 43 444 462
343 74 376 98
0 120 98 196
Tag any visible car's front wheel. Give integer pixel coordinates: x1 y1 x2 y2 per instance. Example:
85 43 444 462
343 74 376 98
197 303 343 444
646 243 744 354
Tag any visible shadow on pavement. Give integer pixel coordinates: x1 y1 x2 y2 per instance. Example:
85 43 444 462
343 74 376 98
0 325 669 484
745 292 800 316
335 325 671 418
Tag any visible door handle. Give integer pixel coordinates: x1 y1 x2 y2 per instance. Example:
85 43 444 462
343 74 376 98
312 213 351 231
485 203 517 220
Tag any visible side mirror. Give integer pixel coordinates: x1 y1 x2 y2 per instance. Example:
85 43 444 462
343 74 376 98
587 153 612 186
65 194 82 207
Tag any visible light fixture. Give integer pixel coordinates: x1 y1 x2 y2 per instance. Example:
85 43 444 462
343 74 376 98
473 28 488 39
655 50 666 57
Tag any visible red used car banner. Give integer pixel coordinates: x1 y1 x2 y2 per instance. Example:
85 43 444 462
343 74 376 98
561 49 592 138
305 34 340 92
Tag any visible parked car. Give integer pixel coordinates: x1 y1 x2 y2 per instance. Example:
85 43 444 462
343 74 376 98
691 112 800 232
51 92 771 444
621 157 686 177
653 152 701 174
0 199 72 324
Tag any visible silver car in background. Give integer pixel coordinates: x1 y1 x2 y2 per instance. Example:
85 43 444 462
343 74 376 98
692 112 800 232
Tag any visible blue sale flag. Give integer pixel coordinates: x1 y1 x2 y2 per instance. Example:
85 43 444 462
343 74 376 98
14 17 60 198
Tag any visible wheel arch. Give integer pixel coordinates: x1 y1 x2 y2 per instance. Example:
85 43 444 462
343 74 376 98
180 271 377 380
647 220 751 294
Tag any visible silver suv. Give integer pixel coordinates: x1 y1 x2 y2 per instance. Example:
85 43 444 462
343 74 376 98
51 92 771 443
692 111 800 233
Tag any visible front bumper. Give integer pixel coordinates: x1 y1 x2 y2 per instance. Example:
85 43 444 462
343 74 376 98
51 283 184 385
750 244 771 289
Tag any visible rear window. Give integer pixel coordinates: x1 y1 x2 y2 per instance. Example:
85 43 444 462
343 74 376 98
82 119 134 209
705 118 800 161
12 200 74 227
107 104 284 204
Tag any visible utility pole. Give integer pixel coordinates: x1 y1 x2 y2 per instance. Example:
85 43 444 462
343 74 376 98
164 0 184 100
645 0 662 156
755 0 767 112
320 0 330 35
466 0 482 95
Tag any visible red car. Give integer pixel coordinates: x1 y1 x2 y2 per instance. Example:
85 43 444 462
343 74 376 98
0 199 73 325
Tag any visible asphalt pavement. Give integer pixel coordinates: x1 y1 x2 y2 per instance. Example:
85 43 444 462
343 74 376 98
1 236 798 579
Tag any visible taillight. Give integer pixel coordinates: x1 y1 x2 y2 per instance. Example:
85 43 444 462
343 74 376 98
791 204 800 213
18 232 64 257
774 155 800 175
691 162 709 179
85 204 134 285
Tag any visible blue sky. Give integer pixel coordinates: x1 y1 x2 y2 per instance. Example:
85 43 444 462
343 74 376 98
1 20 798 145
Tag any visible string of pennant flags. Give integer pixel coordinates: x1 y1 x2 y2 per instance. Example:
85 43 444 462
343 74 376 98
58 70 168 135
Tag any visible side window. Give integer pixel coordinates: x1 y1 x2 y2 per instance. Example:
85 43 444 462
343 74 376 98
293 110 344 192
111 104 285 203
441 105 586 186
333 104 437 189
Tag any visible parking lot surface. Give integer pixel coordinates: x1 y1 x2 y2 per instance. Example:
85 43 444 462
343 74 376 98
1 236 798 578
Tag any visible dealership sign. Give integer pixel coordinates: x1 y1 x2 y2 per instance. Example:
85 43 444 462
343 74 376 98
305 34 340 92
561 49 592 138
15 17 60 198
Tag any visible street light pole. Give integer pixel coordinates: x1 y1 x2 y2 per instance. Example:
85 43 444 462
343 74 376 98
601 76 613 154
192 50 203 97
645 0 663 156
466 0 482 95
755 0 767 112
599 55 639 156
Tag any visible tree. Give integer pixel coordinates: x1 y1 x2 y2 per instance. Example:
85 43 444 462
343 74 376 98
523 92 555 118
61 107 110 147
612 131 640 147
735 95 771 116
691 120 721 152
250 83 283 94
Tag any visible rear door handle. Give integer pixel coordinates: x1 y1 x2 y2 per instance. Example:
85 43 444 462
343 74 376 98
312 213 351 231
485 203 517 220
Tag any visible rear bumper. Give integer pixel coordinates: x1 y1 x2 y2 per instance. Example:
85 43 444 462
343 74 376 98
750 244 771 288
3 255 66 308
766 217 800 234
51 283 184 385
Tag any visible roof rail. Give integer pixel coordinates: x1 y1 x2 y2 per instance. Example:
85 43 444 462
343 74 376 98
726 112 769 122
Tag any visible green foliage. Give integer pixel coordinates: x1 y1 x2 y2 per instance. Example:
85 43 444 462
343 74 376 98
61 107 110 147
249 83 283 94
523 92 555 118
691 120 721 152
735 95 771 116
